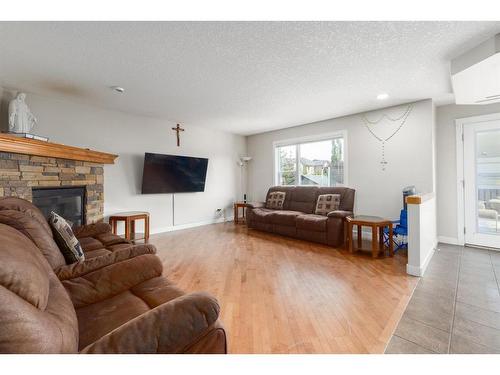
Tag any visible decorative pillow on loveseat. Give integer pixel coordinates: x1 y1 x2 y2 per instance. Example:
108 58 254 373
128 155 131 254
49 211 85 264
266 191 286 210
315 194 341 216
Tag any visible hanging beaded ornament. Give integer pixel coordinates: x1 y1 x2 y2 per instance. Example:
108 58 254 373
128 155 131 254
361 104 413 171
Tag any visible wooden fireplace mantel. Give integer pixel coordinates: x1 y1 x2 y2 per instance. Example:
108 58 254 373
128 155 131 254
0 134 118 164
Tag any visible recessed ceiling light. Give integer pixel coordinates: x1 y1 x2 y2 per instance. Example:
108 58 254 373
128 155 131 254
377 93 389 100
110 86 125 94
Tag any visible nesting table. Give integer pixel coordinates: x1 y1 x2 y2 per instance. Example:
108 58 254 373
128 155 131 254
109 211 150 243
346 215 393 258
233 202 250 224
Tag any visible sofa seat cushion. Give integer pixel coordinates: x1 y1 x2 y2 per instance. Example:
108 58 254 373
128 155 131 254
296 214 328 232
95 232 130 247
76 275 189 351
79 237 107 252
83 248 112 259
268 210 304 226
130 277 185 308
250 208 276 223
78 232 134 257
76 290 151 350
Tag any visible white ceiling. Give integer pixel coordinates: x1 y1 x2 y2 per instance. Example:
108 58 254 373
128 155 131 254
0 21 499 135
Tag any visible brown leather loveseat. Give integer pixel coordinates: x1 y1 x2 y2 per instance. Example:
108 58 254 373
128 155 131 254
0 197 227 354
246 186 355 247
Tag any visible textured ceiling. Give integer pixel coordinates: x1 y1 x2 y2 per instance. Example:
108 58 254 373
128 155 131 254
0 21 499 135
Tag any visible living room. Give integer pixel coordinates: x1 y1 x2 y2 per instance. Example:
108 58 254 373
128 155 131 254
1 1 500 373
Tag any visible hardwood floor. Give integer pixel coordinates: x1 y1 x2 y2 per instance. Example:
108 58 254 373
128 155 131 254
150 223 418 353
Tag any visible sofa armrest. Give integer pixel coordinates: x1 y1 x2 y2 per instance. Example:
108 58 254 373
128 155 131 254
246 202 265 209
73 222 112 239
61 254 163 308
327 210 353 219
80 292 222 354
55 243 157 281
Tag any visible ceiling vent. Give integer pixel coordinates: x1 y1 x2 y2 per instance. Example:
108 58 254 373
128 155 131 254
451 33 500 105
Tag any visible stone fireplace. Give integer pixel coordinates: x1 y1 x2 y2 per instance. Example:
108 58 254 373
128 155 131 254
0 134 117 225
0 153 104 223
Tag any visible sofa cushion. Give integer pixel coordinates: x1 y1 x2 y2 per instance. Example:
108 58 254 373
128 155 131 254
78 236 107 252
266 191 286 210
266 186 295 210
296 214 328 232
288 186 319 213
49 212 85 264
0 209 66 269
316 187 355 212
0 224 50 309
0 224 79 354
76 289 151 350
315 194 340 216
131 277 184 308
268 210 304 226
79 290 221 354
83 248 111 259
250 208 275 223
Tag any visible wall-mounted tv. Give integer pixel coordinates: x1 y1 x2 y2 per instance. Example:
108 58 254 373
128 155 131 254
141 153 209 194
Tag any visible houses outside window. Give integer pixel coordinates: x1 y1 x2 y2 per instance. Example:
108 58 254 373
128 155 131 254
274 132 347 187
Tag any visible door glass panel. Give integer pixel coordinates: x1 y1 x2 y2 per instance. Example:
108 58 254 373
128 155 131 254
476 129 500 234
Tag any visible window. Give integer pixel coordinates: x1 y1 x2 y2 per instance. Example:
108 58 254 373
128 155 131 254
274 133 346 187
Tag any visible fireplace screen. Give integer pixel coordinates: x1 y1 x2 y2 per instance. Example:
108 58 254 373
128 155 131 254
32 187 86 227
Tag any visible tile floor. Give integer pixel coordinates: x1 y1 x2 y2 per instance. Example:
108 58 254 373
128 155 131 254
385 242 500 354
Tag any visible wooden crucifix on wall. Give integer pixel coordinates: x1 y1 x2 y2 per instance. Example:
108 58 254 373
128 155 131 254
171 123 184 147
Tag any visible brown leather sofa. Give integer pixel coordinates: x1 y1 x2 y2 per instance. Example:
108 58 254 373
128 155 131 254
0 197 227 354
246 186 355 247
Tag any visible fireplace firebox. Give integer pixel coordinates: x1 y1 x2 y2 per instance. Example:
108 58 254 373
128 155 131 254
32 187 86 227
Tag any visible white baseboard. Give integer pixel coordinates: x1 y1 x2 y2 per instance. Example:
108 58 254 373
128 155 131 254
406 239 437 277
151 216 234 235
437 236 459 245
406 264 422 277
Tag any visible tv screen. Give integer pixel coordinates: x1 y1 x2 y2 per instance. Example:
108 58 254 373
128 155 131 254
141 153 209 194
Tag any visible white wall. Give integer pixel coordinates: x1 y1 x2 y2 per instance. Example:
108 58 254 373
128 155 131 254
247 99 435 221
436 102 500 242
0 90 246 234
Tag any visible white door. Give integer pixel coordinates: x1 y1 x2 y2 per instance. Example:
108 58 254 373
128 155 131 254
463 119 500 248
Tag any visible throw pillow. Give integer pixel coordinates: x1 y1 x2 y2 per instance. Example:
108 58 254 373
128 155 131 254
266 191 286 210
315 194 341 216
49 211 85 264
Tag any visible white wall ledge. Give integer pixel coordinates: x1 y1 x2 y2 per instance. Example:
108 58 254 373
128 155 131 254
406 192 438 276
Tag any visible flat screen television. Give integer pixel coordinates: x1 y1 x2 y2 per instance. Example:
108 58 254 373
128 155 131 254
141 153 209 194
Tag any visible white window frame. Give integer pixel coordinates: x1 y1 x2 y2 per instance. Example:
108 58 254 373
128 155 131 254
272 130 348 187
455 112 500 247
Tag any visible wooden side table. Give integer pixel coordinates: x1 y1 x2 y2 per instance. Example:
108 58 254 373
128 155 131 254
346 215 393 258
109 211 150 243
233 202 250 224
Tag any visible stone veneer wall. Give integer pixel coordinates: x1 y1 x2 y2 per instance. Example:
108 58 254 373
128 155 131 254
0 152 104 223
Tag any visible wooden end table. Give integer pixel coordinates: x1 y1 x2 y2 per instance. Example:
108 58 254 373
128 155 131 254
346 215 393 258
233 202 250 224
109 211 150 243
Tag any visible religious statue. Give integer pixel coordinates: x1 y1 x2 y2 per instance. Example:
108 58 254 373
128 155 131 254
8 93 37 134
